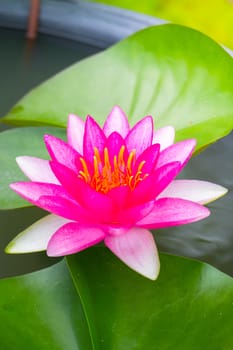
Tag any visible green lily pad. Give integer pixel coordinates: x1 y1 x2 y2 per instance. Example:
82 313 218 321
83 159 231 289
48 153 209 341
0 127 65 209
67 248 233 350
0 260 92 350
0 250 232 350
2 24 233 151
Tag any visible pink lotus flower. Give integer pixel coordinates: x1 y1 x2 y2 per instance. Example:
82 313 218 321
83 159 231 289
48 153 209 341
6 106 227 280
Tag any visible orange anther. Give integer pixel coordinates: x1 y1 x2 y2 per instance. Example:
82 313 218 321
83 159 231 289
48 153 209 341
79 146 147 193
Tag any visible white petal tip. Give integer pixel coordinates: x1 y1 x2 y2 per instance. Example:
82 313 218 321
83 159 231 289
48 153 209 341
105 227 160 281
203 185 228 204
140 261 160 280
196 183 228 205
152 125 175 150
121 250 160 281
5 241 44 254
5 242 15 254
5 234 46 253
68 113 83 123
5 215 68 255
159 180 228 205
112 105 123 112
15 156 29 172
15 156 25 164
68 113 79 118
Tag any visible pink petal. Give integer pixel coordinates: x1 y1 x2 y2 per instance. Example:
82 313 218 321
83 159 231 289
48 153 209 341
47 223 106 256
105 227 160 280
83 116 106 163
49 160 89 201
151 161 181 198
157 139 196 169
108 186 130 210
152 126 175 150
136 198 210 229
16 156 60 184
126 116 153 155
6 214 69 253
158 179 228 204
128 161 181 206
44 134 80 172
115 200 155 225
105 132 127 166
10 182 87 221
75 184 114 222
10 182 70 203
103 105 130 138
67 114 85 154
127 175 157 206
38 195 89 222
50 161 114 221
133 143 160 175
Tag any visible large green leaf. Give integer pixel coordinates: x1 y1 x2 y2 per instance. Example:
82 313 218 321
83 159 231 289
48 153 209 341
0 260 92 350
2 24 233 151
0 250 232 350
67 248 233 350
0 127 65 209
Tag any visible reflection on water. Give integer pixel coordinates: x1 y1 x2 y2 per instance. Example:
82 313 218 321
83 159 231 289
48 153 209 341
0 28 100 277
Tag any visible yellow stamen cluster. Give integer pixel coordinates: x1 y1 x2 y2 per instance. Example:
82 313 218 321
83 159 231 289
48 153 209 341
79 145 147 193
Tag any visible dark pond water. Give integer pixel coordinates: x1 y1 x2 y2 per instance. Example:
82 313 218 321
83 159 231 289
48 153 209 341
0 28 99 120
0 28 100 277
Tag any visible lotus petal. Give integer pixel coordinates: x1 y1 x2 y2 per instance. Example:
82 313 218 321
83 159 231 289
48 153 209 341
105 227 160 280
126 116 153 155
152 126 175 150
83 116 106 162
6 214 69 253
16 156 59 184
67 113 85 154
44 134 80 172
158 179 228 204
157 139 196 169
103 105 129 137
137 198 210 228
47 223 106 256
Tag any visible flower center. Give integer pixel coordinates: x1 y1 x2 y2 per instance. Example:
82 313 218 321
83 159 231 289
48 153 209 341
79 145 147 193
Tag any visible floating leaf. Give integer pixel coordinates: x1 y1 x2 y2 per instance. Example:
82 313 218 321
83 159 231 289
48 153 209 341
0 260 92 350
1 250 232 349
67 248 233 350
2 24 233 151
0 127 65 209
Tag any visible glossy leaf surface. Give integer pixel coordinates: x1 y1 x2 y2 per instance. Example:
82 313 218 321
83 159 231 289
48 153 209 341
2 25 233 152
67 248 233 350
0 127 65 209
0 251 232 350
0 260 92 350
